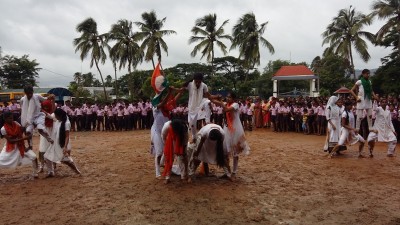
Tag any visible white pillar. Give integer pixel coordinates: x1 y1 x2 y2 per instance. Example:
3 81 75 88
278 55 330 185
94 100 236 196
309 79 317 97
273 80 278 97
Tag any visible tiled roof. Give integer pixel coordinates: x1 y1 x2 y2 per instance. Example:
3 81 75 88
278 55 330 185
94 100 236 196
334 87 350 94
273 65 314 77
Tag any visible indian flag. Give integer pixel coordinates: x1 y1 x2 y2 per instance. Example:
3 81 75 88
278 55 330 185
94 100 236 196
151 63 169 107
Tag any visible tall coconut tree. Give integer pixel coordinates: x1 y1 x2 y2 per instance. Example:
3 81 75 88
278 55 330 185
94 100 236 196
322 6 375 80
189 13 232 75
231 12 275 81
134 10 176 68
73 72 83 86
371 0 400 54
73 18 109 100
107 19 143 97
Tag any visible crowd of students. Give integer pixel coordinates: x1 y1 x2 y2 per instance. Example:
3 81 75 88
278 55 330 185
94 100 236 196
0 69 397 181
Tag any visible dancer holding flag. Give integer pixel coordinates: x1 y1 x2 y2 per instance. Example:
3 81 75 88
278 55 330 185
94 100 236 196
150 63 183 179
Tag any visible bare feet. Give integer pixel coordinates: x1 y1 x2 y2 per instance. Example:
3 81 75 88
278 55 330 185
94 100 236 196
369 154 374 158
164 179 170 184
187 177 192 183
358 154 365 158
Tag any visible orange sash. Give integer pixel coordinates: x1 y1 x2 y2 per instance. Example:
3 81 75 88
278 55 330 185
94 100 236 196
4 122 25 157
226 103 235 132
162 126 184 176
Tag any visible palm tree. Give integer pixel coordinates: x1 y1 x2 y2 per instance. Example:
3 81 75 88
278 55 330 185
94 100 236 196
73 18 109 100
231 12 275 81
322 6 375 80
189 13 232 75
107 19 143 98
134 10 176 68
73 72 83 86
371 0 400 54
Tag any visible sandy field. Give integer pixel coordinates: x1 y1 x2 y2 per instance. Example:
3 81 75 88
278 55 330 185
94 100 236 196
0 128 399 225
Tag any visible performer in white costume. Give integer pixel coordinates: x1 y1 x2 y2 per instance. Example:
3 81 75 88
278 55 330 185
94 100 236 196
367 99 397 157
212 92 250 179
44 109 80 177
182 73 220 140
187 123 232 182
350 69 376 131
329 101 365 158
20 86 53 151
323 96 343 152
0 112 38 178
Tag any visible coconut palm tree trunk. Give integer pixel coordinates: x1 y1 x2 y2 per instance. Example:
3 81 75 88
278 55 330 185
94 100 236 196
349 44 356 81
211 50 215 76
94 59 108 101
114 64 118 98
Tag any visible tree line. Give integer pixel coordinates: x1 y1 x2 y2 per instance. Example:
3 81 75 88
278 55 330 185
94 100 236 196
1 0 400 99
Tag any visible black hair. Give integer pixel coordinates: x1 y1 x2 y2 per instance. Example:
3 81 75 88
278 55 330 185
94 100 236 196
2 111 12 120
209 129 225 168
23 85 34 93
193 72 204 81
362 69 370 74
344 101 352 107
170 119 188 147
181 73 204 88
228 92 237 100
54 108 68 148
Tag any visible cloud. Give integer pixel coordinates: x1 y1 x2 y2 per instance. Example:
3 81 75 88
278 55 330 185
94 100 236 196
0 0 391 87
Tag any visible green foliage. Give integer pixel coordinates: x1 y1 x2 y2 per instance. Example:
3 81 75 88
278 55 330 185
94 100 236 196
0 55 40 88
322 6 374 79
319 88 331 97
231 12 275 70
371 58 400 95
189 13 232 73
73 17 109 100
214 56 246 90
134 10 176 67
313 54 353 94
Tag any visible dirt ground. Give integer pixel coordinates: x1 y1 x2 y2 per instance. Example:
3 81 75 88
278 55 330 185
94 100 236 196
0 128 399 225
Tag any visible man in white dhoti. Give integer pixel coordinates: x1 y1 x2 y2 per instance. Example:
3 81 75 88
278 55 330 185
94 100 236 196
20 86 53 150
350 69 376 131
367 99 397 157
182 73 220 140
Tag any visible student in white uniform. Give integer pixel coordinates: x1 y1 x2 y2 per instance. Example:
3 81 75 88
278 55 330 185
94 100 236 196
161 119 188 184
350 69 376 131
151 88 182 178
367 98 397 157
187 123 232 182
20 86 53 150
0 112 38 178
212 92 250 180
44 109 81 177
181 73 220 140
329 101 365 158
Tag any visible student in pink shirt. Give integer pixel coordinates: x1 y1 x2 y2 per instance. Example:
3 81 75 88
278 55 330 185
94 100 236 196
96 105 105 131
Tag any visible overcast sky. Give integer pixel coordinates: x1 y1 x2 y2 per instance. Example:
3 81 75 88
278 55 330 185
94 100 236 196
0 0 391 87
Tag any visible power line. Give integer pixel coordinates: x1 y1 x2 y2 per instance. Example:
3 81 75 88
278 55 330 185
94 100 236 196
41 68 72 79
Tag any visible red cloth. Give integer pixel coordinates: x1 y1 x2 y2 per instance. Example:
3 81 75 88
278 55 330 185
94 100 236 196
4 122 25 157
162 126 184 177
226 103 235 132
41 100 53 127
160 94 176 119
